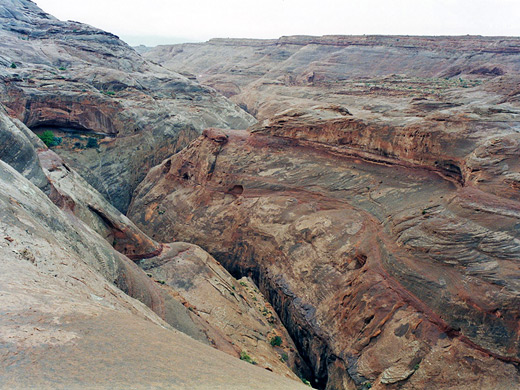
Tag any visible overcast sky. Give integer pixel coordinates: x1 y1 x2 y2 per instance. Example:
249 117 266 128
34 0 520 46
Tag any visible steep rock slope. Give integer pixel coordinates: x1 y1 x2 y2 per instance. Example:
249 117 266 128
129 123 520 389
0 106 305 381
0 0 255 212
134 34 520 390
0 161 309 390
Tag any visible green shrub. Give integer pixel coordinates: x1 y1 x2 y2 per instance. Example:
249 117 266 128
239 351 255 364
86 137 98 148
38 130 56 147
37 131 63 147
58 66 67 71
10 62 17 69
270 335 283 347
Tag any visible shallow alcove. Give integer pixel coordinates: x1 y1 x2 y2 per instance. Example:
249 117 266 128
30 122 115 150
227 184 244 195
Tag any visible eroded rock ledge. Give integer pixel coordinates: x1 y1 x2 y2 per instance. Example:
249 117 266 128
129 126 520 389
0 104 307 387
0 0 255 212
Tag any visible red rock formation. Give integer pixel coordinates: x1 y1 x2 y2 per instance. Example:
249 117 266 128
0 106 306 384
2 2 520 388
129 125 520 389
0 0 255 212
0 155 308 390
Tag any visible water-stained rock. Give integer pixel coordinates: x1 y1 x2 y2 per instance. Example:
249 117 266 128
0 0 255 212
129 127 520 389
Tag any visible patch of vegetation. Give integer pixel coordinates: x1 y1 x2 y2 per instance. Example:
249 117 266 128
270 335 283 347
300 377 312 387
239 281 247 286
280 352 288 362
10 62 17 69
38 130 62 147
86 137 98 148
362 382 372 389
58 66 67 71
103 91 116 96
239 351 256 365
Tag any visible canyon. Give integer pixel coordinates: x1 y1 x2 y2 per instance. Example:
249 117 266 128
1 1 520 389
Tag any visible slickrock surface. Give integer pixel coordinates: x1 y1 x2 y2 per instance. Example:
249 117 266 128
129 120 520 389
137 37 520 389
0 106 305 384
142 35 520 122
0 159 308 390
2 1 520 388
138 39 520 389
139 242 307 379
0 0 255 212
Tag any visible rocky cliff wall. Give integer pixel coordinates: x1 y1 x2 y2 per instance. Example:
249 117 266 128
0 0 255 212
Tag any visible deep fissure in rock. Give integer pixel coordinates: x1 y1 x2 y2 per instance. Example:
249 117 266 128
212 250 332 390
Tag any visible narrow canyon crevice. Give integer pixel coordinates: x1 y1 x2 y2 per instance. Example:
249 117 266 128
211 249 333 389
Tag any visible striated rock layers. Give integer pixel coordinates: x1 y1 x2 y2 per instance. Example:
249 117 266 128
140 35 520 120
132 34 520 389
2 1 520 389
0 0 255 212
0 160 308 390
129 118 520 388
0 83 306 386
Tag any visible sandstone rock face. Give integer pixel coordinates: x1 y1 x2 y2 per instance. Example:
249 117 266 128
141 35 520 120
37 146 162 259
0 105 49 191
129 126 520 389
0 100 305 384
0 160 309 390
138 40 520 388
0 143 208 344
139 242 308 379
3 1 520 388
0 0 255 212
